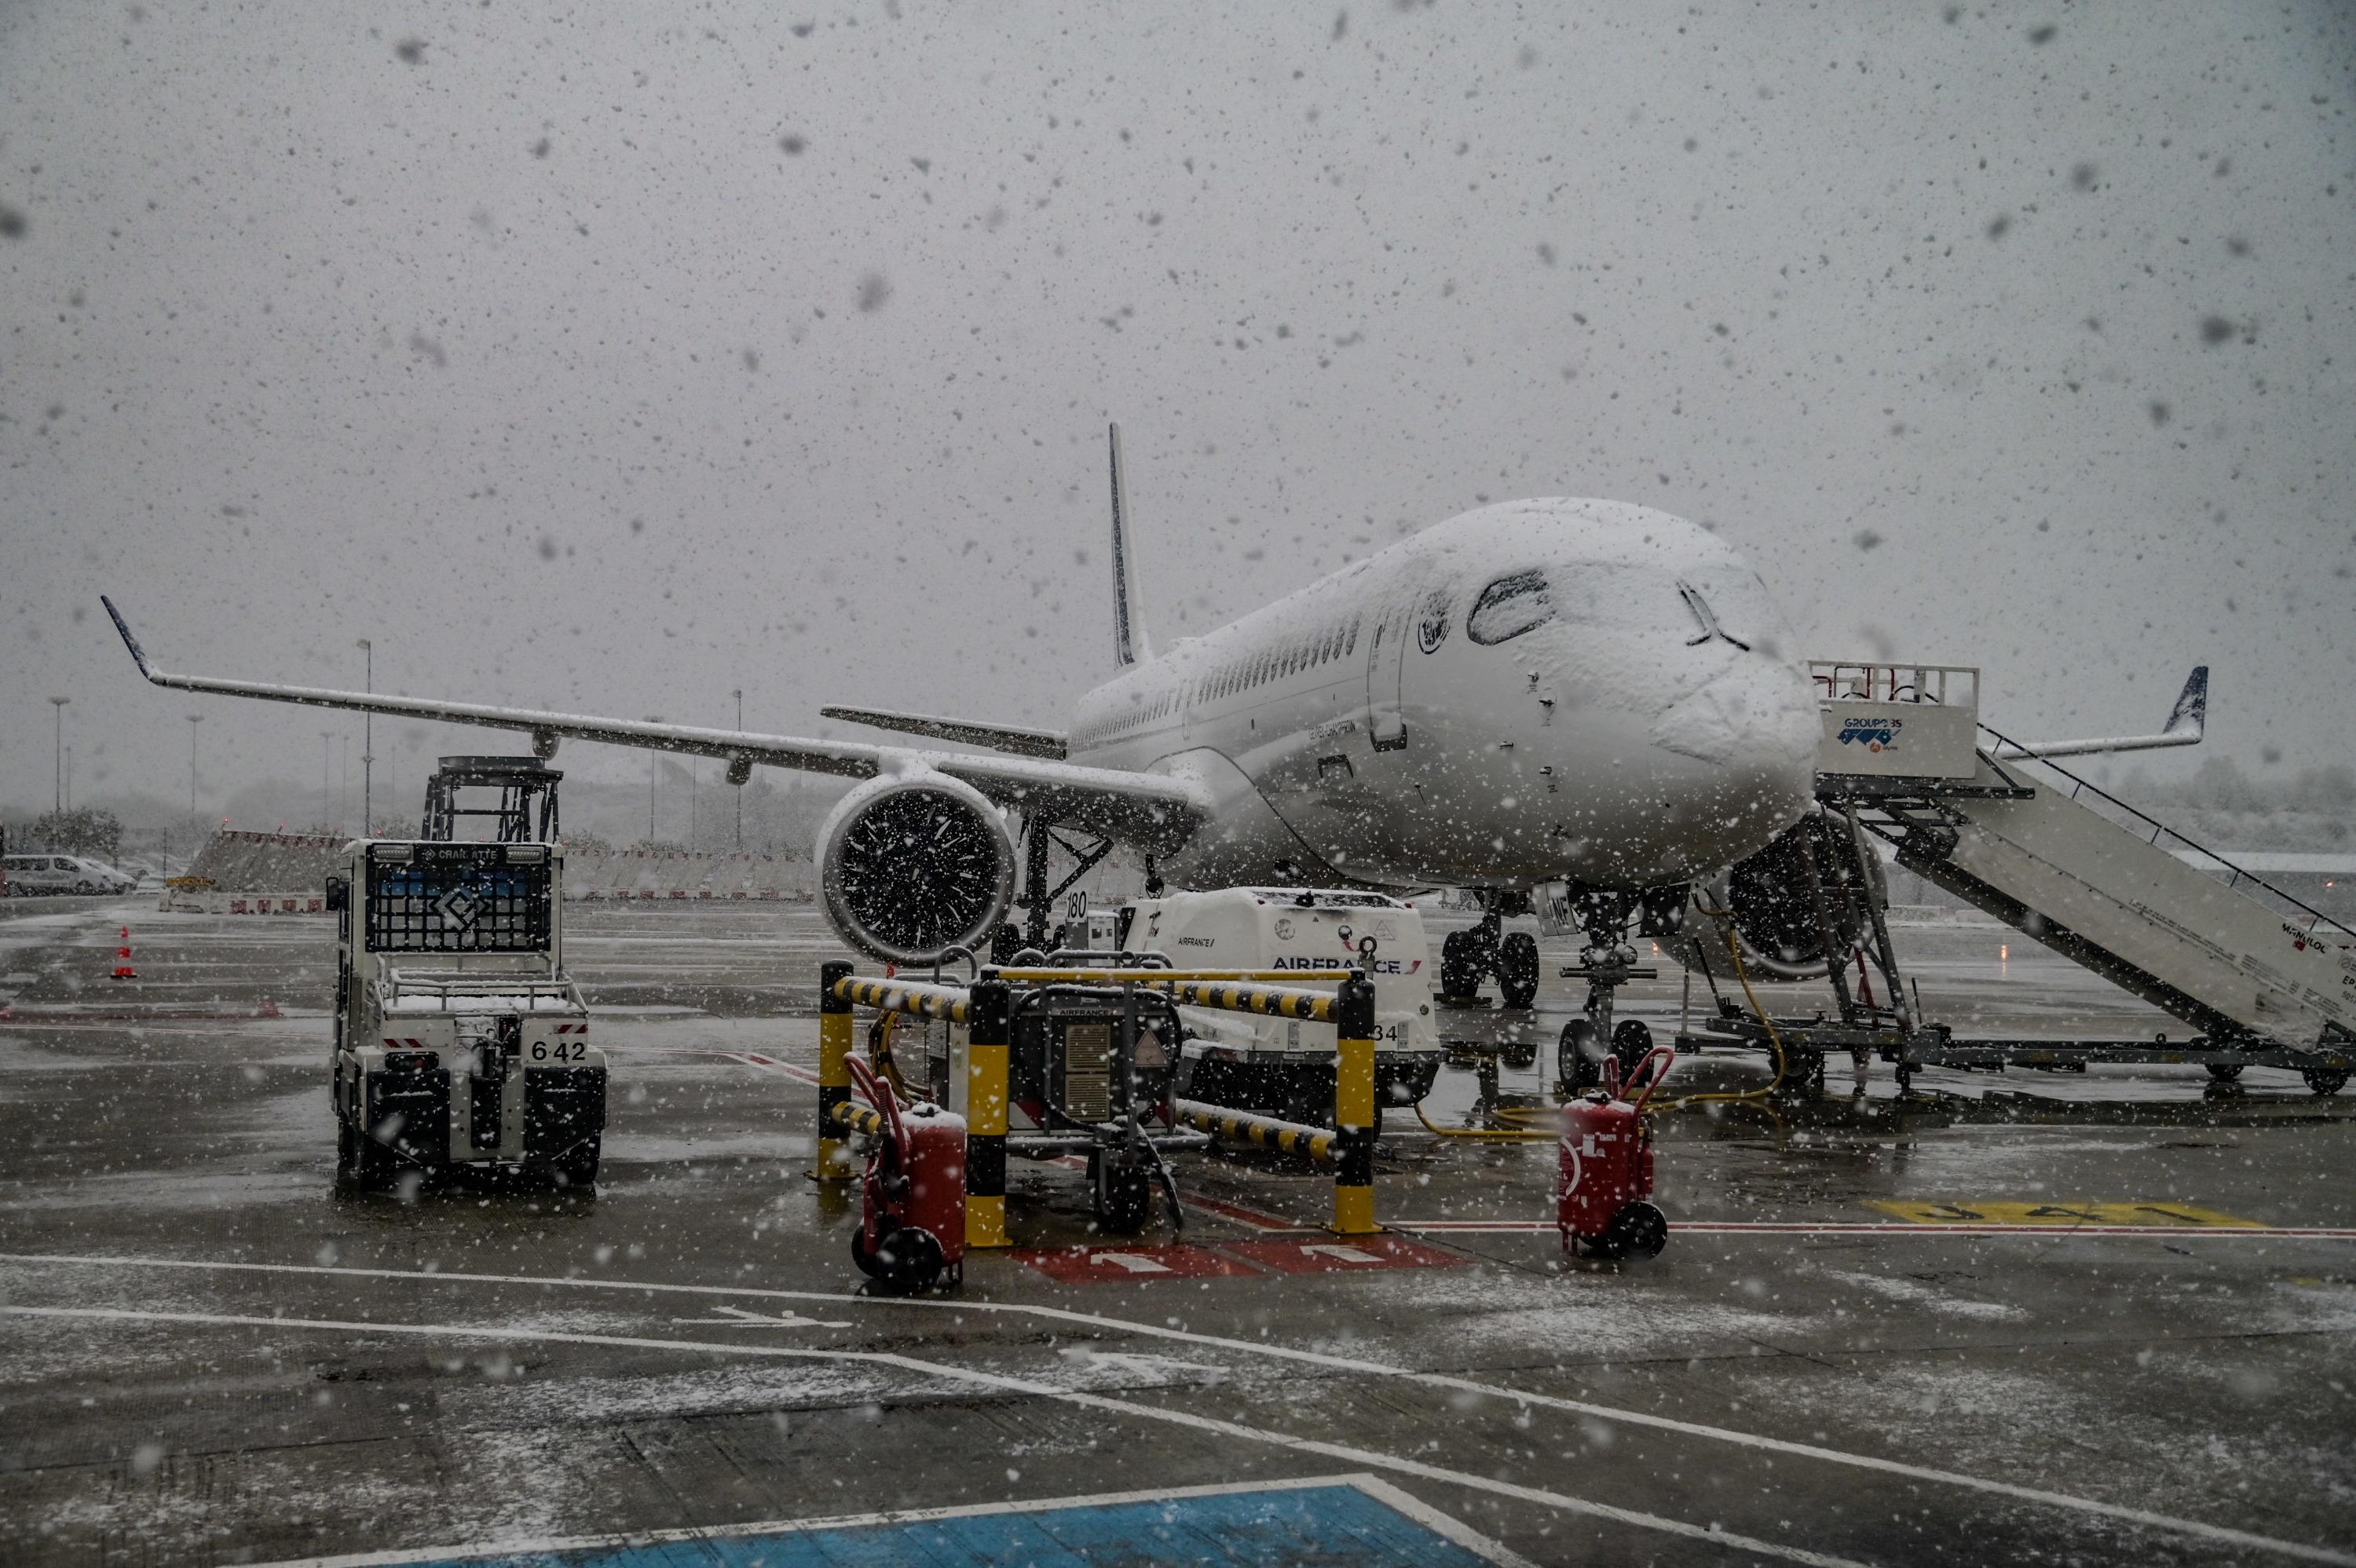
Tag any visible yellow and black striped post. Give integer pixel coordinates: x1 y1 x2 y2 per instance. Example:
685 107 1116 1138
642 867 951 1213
1331 971 1381 1234
964 975 1012 1249
813 959 856 1182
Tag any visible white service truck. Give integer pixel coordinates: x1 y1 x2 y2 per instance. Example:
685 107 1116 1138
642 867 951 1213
326 839 605 1188
1102 887 1443 1127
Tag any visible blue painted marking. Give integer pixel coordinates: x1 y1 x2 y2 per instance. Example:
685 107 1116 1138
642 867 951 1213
381 1485 1495 1567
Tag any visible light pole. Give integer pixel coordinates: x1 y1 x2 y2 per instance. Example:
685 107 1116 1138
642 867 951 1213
320 731 334 830
732 688 744 851
357 640 372 835
47 696 69 816
645 718 663 844
187 715 203 861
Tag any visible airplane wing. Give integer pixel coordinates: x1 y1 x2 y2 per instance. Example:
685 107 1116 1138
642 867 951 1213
818 704 1068 760
1989 666 2207 762
102 597 1201 850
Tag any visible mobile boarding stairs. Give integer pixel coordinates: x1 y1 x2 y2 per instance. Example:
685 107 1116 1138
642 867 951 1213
1684 663 2354 1095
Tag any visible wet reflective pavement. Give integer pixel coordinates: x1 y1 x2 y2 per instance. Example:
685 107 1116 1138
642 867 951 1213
3 899 2352 1566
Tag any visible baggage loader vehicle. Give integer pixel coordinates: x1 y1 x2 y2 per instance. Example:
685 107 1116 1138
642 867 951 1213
1114 887 1442 1128
327 839 605 1189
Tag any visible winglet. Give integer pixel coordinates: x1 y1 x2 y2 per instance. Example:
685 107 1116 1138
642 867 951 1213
101 595 159 682
2164 665 2208 740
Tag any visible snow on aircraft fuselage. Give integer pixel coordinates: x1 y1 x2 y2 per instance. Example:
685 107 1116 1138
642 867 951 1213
1058 496 1816 894
101 449 1818 961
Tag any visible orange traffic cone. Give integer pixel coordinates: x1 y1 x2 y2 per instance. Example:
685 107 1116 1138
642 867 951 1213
257 998 281 1019
112 927 137 981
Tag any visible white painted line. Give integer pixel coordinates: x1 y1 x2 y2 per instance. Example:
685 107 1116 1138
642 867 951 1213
6 1251 2347 1565
1396 1220 2356 1239
2 1303 1854 1568
232 1473 1535 1568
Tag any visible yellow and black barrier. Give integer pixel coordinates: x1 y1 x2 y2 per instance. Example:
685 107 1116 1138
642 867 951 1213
818 963 1372 1240
831 974 971 1024
830 1099 889 1139
963 977 1010 1250
813 958 858 1182
1331 974 1379 1234
1166 971 1378 1236
991 971 1337 1023
1173 1101 1336 1162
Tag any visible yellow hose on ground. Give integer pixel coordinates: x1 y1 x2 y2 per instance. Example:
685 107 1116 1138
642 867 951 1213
1413 1098 1555 1140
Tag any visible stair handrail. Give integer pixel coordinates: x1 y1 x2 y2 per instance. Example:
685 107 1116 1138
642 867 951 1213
1975 722 2354 945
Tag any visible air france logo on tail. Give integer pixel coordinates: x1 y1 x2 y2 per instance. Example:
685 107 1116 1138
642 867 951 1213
1837 715 1904 754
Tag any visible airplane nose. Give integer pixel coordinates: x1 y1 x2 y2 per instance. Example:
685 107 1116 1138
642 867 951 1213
1648 657 1819 842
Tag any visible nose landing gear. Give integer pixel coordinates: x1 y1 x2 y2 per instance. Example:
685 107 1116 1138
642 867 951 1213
1553 890 1663 1094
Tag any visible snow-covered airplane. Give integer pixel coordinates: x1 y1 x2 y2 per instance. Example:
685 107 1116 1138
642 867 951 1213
106 427 1828 981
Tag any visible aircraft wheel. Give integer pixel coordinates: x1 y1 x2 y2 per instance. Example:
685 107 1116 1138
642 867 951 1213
2303 1066 2349 1098
1439 930 1484 1001
1611 1019 1654 1082
2205 1062 2244 1083
1497 932 1540 1010
1558 1018 1603 1092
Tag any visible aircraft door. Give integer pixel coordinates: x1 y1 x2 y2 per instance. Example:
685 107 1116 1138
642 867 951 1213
1365 599 1409 751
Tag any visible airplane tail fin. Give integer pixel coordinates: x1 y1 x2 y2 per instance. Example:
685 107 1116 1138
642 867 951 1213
1990 664 2210 761
2162 664 2208 740
1108 422 1151 667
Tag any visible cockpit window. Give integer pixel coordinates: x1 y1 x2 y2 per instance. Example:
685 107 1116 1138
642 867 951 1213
1466 569 1553 645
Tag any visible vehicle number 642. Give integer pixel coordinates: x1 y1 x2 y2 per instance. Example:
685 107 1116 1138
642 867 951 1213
529 1040 586 1062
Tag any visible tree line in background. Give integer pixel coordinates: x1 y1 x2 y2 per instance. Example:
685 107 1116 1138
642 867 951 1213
7 809 126 862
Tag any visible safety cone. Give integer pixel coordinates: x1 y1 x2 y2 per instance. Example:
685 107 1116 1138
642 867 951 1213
112 927 137 981
257 998 282 1019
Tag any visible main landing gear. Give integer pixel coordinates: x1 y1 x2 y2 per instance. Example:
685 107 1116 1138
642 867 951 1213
1438 897 1541 1010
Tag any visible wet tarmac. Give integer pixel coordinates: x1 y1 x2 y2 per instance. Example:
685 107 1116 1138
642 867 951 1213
2 897 2353 1566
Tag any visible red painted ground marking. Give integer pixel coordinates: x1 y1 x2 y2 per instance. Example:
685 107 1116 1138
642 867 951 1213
1223 1236 1469 1274
1015 1245 1262 1284
1181 1192 1302 1233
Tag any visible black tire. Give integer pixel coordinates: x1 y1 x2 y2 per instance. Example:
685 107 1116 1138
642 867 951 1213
2303 1066 2349 1098
74 880 93 895
1501 1041 1538 1071
1498 932 1540 1010
1439 930 1484 1002
1599 1201 1668 1260
335 1113 358 1183
2204 1062 2244 1083
850 1223 881 1277
1558 1018 1603 1092
1610 1019 1654 1082
554 1139 601 1190
871 1226 944 1294
1090 1150 1154 1235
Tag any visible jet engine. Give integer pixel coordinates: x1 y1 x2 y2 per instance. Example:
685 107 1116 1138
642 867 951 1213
816 773 1016 965
1681 812 1884 981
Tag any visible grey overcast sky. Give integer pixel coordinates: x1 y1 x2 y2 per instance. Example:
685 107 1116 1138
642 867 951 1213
4 2 2352 814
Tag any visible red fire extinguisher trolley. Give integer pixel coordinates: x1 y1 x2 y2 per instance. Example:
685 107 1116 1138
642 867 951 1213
1559 1045 1674 1261
844 1056 967 1292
